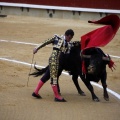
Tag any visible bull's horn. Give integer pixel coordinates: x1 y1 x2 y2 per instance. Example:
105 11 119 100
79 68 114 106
102 57 110 61
82 55 91 58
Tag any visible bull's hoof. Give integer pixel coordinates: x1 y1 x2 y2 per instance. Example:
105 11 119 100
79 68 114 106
93 98 100 102
54 98 67 102
104 93 109 101
79 91 86 96
104 97 109 101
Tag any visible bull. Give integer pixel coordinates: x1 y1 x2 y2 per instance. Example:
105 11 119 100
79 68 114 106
30 45 113 102
80 47 112 101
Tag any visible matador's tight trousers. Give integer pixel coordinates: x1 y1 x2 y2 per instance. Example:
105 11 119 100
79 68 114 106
49 50 61 85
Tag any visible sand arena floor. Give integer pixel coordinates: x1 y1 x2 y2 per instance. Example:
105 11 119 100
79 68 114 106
0 15 120 120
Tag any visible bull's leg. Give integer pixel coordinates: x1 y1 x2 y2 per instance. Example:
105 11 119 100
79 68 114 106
101 72 109 101
81 77 100 101
72 75 86 96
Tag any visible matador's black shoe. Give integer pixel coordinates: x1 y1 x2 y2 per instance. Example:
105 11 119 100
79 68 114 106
32 92 42 99
54 98 67 102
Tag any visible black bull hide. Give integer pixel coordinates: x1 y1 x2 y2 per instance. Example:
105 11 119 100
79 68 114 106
30 46 110 102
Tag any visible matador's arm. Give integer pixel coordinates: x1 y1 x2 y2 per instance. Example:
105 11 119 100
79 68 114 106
33 35 56 54
35 36 55 50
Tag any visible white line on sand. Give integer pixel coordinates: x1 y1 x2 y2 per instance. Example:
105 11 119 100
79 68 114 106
1 39 120 58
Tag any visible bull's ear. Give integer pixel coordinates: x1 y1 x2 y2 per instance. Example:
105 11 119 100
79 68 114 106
82 55 91 59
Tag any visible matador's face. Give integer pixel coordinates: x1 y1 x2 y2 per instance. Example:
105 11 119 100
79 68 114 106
65 35 73 42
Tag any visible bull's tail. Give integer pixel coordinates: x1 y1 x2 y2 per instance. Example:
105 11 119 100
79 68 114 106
29 64 49 77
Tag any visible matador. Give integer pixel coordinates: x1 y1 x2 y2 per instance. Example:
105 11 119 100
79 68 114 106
32 29 80 102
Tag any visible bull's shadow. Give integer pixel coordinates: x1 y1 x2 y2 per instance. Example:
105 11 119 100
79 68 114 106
30 45 111 102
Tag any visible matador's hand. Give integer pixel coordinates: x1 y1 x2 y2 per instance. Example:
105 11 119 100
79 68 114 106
33 48 38 54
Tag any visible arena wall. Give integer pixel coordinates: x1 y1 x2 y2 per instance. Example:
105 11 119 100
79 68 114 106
0 1 120 20
1 0 120 9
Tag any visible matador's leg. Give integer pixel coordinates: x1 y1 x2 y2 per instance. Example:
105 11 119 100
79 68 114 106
49 50 66 102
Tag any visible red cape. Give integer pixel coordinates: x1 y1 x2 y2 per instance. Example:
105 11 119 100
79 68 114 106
81 14 120 74
81 14 120 51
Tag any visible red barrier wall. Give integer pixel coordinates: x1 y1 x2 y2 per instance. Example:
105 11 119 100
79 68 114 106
0 0 120 10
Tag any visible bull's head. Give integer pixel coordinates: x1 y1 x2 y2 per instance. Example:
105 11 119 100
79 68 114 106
82 54 110 75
